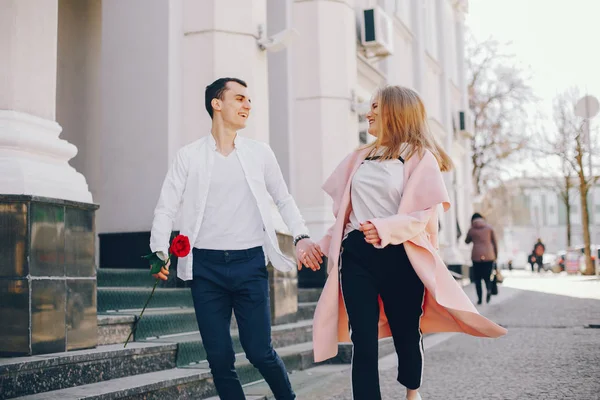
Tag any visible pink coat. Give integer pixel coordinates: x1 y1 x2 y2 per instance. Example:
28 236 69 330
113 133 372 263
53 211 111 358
312 147 507 362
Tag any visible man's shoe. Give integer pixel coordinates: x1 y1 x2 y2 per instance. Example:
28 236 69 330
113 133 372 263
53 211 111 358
477 299 482 305
486 293 492 303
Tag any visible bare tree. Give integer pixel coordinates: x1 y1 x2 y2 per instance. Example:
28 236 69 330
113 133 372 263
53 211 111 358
466 34 535 194
533 111 576 248
552 88 599 275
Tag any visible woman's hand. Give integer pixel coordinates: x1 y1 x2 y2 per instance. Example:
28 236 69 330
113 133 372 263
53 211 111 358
360 222 381 246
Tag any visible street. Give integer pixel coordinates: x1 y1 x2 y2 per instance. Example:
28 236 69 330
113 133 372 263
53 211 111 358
290 271 600 399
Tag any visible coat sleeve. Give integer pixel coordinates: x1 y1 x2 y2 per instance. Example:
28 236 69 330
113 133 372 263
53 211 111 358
369 209 436 248
465 228 473 244
368 150 450 249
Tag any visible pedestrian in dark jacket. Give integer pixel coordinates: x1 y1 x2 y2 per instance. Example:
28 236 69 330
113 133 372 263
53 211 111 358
465 213 498 304
529 238 545 272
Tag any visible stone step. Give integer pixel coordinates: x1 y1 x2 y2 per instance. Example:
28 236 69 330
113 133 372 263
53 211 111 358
0 342 177 399
13 341 318 400
97 287 194 312
152 319 314 367
296 302 317 321
13 367 214 400
298 288 323 303
129 307 199 340
104 302 317 342
97 268 165 288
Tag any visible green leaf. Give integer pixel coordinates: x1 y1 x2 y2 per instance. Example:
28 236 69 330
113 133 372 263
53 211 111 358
142 252 166 275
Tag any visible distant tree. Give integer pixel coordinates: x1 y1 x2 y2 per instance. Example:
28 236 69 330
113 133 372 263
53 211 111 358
466 34 535 194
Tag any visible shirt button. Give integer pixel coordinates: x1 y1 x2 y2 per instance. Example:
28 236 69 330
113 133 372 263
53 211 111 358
224 252 229 256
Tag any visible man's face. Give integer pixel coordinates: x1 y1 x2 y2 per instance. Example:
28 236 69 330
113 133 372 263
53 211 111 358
213 81 252 130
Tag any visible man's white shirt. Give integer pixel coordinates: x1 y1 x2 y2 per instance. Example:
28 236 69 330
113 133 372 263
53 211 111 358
150 134 309 280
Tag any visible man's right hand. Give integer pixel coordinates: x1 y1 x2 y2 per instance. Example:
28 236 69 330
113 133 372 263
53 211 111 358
152 259 171 281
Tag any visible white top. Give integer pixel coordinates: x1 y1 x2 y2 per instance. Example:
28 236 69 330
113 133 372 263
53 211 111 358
194 149 264 250
345 155 405 237
150 134 309 280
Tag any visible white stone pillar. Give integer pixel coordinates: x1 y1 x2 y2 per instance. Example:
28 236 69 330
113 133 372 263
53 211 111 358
182 0 269 145
291 0 358 239
98 0 173 234
411 0 426 94
455 4 474 227
435 0 461 264
267 0 294 187
0 0 92 203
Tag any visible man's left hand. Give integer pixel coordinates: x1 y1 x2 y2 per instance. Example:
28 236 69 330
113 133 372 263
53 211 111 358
296 239 324 271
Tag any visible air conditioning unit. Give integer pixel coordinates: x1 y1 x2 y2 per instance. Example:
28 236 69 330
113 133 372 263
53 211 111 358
359 7 393 58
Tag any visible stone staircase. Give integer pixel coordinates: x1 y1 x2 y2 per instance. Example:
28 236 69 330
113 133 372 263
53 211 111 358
1 268 395 399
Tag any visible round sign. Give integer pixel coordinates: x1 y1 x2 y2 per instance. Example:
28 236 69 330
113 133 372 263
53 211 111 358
574 95 600 119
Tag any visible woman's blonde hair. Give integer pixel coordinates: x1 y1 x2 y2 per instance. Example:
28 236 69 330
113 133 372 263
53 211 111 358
364 85 453 172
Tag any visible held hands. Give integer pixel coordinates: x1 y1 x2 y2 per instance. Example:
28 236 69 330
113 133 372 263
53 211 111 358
296 239 324 271
152 258 171 281
360 222 381 246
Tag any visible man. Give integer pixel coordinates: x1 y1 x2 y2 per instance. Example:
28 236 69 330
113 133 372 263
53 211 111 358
149 77 323 399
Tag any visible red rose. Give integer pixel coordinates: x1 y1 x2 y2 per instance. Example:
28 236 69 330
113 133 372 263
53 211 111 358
169 234 191 257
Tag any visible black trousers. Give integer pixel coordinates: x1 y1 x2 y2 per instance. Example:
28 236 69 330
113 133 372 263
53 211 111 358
340 230 425 399
472 261 493 302
190 247 295 400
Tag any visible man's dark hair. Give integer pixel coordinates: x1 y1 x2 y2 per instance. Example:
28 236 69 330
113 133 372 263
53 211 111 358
205 77 247 119
471 212 484 222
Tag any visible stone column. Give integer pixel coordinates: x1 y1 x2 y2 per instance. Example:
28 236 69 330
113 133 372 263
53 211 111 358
291 0 358 288
0 0 92 203
0 0 97 355
182 0 269 144
435 0 462 267
291 0 358 239
411 0 426 94
454 3 474 230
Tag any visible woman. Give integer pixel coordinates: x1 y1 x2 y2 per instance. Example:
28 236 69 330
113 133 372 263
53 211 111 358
465 213 498 304
308 86 506 400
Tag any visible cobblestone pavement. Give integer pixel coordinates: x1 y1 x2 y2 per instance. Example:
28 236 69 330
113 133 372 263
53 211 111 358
296 272 600 400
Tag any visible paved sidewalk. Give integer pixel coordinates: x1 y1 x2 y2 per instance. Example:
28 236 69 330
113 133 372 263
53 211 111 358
295 273 600 399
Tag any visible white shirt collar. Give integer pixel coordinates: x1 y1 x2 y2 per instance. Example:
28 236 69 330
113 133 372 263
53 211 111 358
209 133 240 151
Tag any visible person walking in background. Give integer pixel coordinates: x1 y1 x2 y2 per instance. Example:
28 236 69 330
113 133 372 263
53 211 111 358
529 238 545 273
465 213 498 305
310 86 507 400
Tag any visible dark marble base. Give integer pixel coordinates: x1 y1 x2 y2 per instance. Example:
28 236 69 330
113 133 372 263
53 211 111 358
0 195 99 356
0 343 176 398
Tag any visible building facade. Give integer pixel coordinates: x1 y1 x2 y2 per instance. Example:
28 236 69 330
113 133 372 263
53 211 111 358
480 177 600 264
1 0 473 268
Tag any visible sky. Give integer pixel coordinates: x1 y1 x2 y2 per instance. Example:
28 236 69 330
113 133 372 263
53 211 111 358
466 0 599 177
